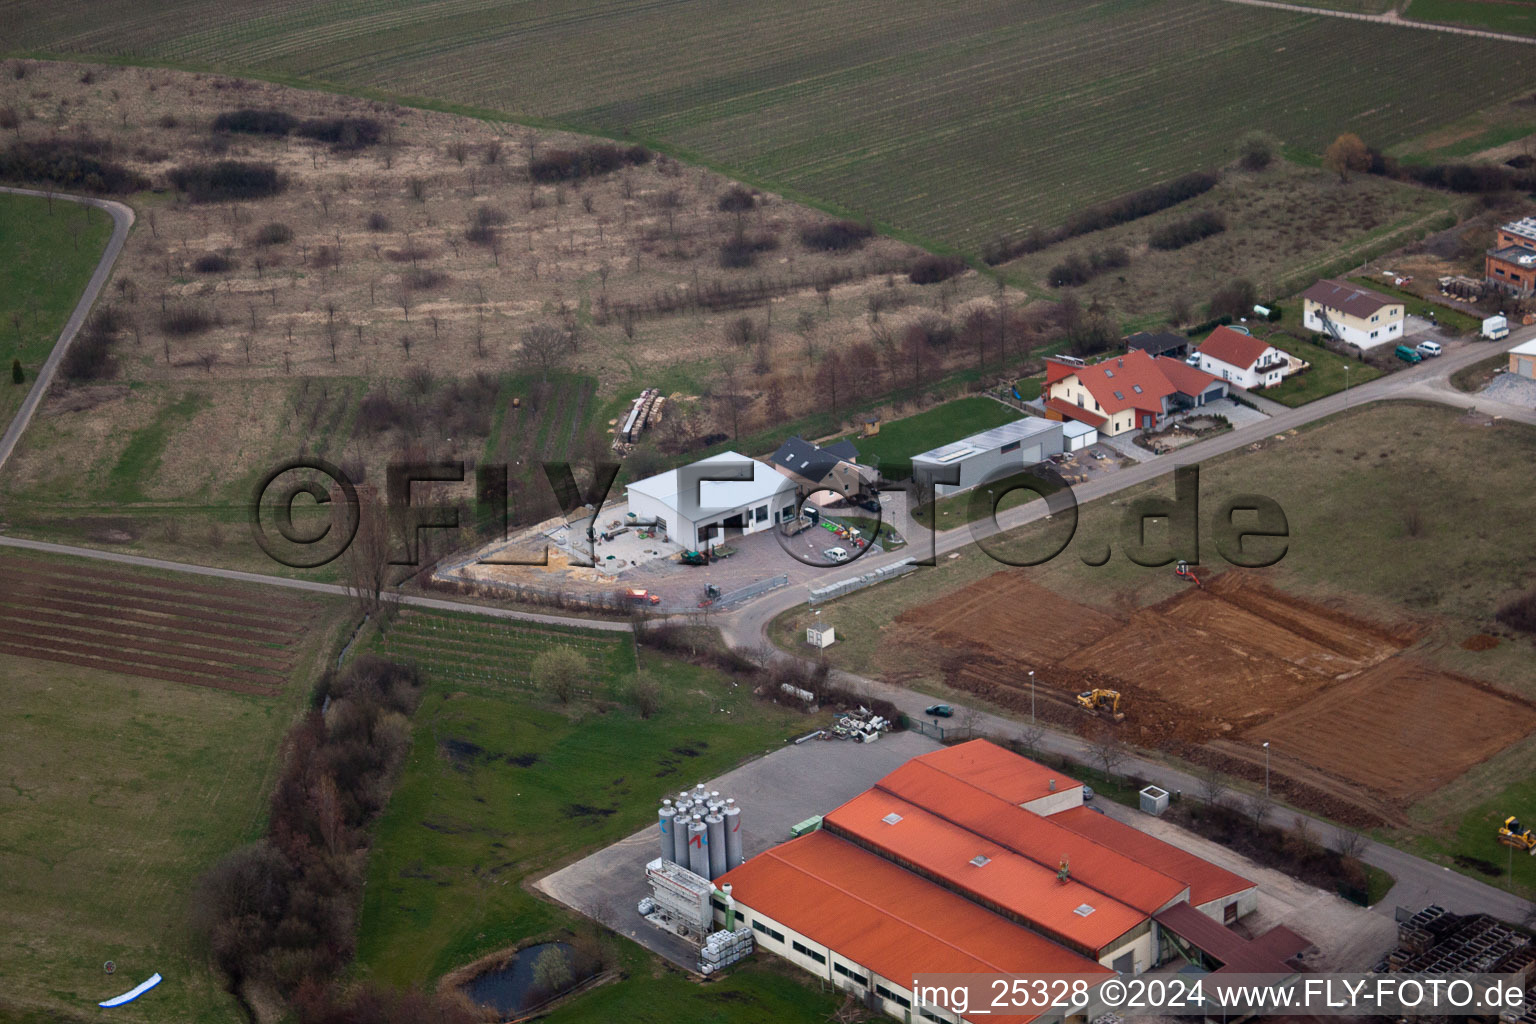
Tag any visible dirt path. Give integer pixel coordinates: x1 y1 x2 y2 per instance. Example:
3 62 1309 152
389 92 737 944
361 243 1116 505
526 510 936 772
0 187 135 473
1216 0 1536 43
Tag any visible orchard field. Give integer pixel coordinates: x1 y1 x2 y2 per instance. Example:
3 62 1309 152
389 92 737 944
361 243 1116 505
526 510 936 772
9 0 1536 251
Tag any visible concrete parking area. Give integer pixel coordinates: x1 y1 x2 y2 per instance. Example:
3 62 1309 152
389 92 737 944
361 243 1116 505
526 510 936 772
536 730 939 969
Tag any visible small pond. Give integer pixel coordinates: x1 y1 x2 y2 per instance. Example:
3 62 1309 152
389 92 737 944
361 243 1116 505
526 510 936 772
462 942 574 1017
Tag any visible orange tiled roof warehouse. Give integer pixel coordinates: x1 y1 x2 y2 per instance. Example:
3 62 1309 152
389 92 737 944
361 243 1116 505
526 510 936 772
716 740 1257 1007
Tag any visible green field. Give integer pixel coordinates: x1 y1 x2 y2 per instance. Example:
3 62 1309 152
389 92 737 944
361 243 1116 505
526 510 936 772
0 194 113 425
1407 0 1536 35
0 567 349 1024
9 0 1536 251
835 395 1020 479
354 609 820 998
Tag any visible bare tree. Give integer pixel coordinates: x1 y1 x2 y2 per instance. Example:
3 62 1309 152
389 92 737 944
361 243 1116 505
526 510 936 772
342 485 398 624
630 673 662 719
1241 789 1274 825
445 139 469 166
1018 720 1047 758
1196 764 1230 808
520 323 567 382
1330 824 1368 860
1087 725 1127 780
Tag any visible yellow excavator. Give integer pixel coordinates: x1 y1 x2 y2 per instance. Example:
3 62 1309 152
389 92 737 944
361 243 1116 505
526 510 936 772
1498 816 1536 855
1076 689 1126 723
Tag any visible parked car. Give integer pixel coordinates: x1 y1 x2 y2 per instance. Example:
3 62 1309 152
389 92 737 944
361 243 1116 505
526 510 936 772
823 546 850 563
1082 785 1095 801
1415 340 1442 358
1394 344 1422 363
925 704 954 718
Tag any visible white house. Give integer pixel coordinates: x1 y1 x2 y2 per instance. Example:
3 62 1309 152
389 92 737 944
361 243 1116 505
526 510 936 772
1194 326 1288 389
624 451 797 548
1302 279 1404 350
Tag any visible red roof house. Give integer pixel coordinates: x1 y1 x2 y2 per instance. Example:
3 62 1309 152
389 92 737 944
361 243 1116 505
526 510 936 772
1044 349 1225 436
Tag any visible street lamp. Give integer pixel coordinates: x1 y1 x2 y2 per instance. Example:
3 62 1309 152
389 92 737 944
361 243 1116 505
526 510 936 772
1262 741 1270 800
1342 364 1350 409
1029 670 1036 725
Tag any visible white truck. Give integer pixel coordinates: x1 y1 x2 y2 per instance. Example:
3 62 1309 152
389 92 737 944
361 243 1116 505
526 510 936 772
1483 315 1510 341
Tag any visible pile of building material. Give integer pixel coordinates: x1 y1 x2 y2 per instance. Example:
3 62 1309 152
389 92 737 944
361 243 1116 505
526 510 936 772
614 388 664 449
828 706 890 742
1377 906 1535 980
698 927 755 975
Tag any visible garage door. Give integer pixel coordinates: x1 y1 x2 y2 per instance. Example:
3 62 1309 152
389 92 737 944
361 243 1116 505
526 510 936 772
1021 444 1041 465
1520 356 1535 379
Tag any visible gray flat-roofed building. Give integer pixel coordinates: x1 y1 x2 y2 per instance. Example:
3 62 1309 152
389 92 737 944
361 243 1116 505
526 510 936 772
911 417 1063 497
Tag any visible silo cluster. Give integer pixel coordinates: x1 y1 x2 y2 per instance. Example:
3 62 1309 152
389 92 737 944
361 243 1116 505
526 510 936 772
656 783 745 881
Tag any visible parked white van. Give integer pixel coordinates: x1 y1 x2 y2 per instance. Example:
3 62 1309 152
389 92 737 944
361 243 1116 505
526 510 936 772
1415 340 1442 358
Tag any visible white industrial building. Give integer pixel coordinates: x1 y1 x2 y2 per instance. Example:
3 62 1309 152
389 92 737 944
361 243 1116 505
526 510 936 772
911 417 1064 497
624 451 797 548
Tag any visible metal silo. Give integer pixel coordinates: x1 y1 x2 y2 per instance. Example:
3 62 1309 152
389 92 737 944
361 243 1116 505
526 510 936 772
687 817 710 878
658 802 677 863
672 807 691 863
705 812 727 879
724 800 743 868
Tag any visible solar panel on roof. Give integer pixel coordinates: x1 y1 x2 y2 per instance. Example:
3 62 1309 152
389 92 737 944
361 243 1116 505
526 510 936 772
933 447 978 464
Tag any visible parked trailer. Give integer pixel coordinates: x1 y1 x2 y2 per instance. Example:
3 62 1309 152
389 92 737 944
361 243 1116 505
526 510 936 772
1483 315 1510 341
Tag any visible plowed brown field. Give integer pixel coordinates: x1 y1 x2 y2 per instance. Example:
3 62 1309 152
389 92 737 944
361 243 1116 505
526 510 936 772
893 568 1534 825
0 554 318 696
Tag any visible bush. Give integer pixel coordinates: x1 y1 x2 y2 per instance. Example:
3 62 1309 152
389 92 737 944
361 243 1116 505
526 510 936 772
356 390 412 434
0 138 147 193
717 186 757 212
169 160 286 202
295 116 382 150
161 305 214 336
798 219 873 252
193 252 235 273
1208 278 1258 321
254 221 292 245
907 254 966 285
1495 589 1536 634
1238 131 1276 172
717 232 778 268
10 358 21 385
983 171 1219 264
211 108 298 136
1148 210 1226 250
1048 246 1129 287
61 327 117 381
532 648 586 703
528 143 650 183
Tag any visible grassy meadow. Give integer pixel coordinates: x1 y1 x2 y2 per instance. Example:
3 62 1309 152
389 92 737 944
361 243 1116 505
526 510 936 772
352 609 821 994
833 395 1019 479
0 568 352 1024
0 193 113 424
7 0 1536 252
1406 0 1536 35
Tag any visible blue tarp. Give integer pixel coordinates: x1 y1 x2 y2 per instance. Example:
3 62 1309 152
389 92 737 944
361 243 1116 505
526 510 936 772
99 973 162 1008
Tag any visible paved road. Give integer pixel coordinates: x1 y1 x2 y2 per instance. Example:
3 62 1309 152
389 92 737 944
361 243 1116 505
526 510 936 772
0 187 135 473
1217 0 1536 45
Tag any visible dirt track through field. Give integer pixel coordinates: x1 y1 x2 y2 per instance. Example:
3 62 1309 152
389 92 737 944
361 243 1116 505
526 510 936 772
0 556 318 695
893 569 1532 825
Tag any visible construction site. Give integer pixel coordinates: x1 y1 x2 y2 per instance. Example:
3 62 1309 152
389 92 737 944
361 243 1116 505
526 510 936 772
891 571 1536 827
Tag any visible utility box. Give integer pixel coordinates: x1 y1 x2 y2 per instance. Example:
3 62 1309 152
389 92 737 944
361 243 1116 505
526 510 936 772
1483 315 1509 340
1139 785 1170 816
806 625 836 648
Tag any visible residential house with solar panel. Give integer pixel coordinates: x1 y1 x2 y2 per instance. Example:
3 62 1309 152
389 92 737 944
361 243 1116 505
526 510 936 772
1043 349 1226 437
1301 279 1405 349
